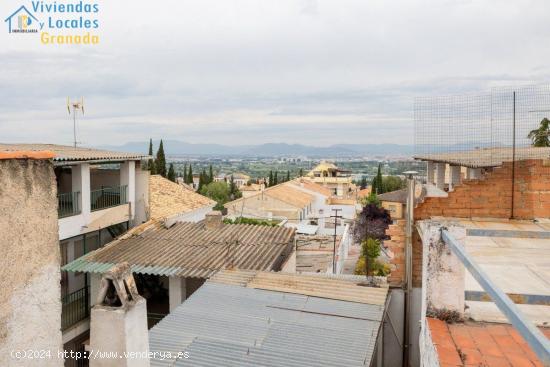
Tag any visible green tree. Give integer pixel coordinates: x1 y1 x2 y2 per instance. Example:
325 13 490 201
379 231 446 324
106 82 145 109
147 138 156 174
528 117 550 147
382 176 406 192
200 181 231 210
183 164 188 184
155 139 167 177
208 165 214 184
167 164 176 182
187 165 193 185
299 168 303 177
372 163 384 194
361 191 381 207
198 170 207 192
273 171 278 186
359 176 368 190
268 171 273 187
286 170 290 182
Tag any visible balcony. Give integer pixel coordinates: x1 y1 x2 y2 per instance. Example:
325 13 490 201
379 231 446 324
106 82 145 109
62 286 89 331
58 191 81 218
91 185 128 212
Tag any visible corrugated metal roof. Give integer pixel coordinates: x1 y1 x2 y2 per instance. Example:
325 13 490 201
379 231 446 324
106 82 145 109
62 222 295 278
0 143 149 162
149 272 387 367
211 270 388 306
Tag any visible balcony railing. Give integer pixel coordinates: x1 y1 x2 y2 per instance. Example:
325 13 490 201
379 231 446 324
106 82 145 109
61 286 89 331
90 185 128 212
58 191 81 218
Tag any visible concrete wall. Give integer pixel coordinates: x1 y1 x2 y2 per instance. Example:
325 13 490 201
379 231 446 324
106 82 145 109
280 244 297 273
90 167 120 190
381 200 404 219
0 159 63 367
226 194 302 221
134 166 149 225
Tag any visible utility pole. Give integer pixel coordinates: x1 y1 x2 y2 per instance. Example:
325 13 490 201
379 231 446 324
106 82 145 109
330 208 343 274
403 170 417 367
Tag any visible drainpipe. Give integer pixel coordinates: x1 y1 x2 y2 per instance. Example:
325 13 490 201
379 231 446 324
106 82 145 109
403 171 417 367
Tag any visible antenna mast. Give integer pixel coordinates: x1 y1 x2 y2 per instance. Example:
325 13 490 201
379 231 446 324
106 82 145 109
67 97 85 147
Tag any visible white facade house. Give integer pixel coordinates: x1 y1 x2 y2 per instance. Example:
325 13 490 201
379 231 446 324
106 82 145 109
0 144 151 353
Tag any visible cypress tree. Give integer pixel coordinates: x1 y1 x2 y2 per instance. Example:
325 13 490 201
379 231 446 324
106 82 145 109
198 170 206 192
372 163 383 194
273 172 278 186
167 164 176 182
268 171 273 187
299 168 303 177
286 170 290 182
209 165 214 184
187 165 193 186
155 139 167 177
147 138 156 174
229 175 236 196
183 164 188 184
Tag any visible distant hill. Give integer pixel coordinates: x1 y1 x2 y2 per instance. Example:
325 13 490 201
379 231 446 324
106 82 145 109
98 140 415 157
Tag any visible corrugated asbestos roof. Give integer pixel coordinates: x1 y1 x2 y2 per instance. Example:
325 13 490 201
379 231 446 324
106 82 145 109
149 270 388 367
0 143 149 162
62 222 295 278
149 175 215 220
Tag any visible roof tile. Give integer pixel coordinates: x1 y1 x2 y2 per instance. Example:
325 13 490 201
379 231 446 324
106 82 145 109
149 175 215 219
426 318 550 367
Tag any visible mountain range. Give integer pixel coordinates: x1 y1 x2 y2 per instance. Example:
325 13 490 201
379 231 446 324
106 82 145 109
97 140 415 157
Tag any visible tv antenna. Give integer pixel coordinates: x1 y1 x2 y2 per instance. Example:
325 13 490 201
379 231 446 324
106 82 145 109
67 97 84 147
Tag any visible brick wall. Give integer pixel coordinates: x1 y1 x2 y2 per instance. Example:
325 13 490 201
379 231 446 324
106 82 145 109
415 159 550 220
385 220 405 286
414 159 550 286
388 159 550 287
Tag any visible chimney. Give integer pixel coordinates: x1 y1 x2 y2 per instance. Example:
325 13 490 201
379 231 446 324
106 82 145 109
89 263 149 367
205 210 223 230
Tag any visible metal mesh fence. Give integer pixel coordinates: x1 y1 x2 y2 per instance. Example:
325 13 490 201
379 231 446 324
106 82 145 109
414 84 550 168
414 84 550 219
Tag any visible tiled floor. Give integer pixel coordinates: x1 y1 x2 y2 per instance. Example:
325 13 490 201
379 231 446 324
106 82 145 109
427 317 550 367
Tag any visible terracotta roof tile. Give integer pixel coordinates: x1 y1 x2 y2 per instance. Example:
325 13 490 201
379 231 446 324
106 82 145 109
0 150 55 160
149 175 215 219
427 317 550 367
0 143 148 162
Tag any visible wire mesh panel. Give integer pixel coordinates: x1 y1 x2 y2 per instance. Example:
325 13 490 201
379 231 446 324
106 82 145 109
414 84 550 219
415 85 550 168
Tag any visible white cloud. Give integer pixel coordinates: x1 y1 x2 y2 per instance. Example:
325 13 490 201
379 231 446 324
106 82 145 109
1 0 549 146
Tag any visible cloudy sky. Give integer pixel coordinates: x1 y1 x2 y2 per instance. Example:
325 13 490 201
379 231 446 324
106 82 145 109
1 0 549 147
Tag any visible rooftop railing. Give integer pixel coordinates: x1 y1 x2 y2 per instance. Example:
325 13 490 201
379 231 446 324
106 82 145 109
61 286 89 331
58 191 81 218
90 185 128 212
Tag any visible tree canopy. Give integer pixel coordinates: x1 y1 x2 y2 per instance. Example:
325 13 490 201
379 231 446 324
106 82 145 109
528 117 550 147
167 163 176 182
155 139 167 177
